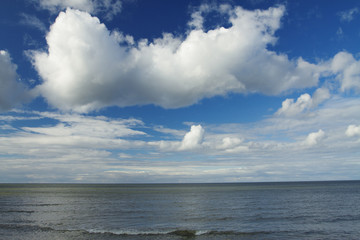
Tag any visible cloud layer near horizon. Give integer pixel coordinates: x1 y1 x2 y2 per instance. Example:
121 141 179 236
31 6 321 112
1 93 359 183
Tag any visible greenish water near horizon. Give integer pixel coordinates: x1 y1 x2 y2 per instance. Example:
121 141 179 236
1 181 360 239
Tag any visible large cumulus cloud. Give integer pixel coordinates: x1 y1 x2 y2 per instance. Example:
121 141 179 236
31 6 320 112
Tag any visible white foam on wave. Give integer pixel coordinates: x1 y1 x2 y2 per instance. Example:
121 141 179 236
85 228 211 236
195 230 211 235
86 228 170 236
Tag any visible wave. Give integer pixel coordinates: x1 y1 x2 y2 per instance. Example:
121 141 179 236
85 228 275 237
0 224 54 232
0 210 35 213
0 224 275 237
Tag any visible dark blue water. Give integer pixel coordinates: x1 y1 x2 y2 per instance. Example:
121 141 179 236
0 181 360 239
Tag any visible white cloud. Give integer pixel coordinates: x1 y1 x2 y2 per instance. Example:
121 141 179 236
278 97 360 135
346 125 360 137
31 6 320 112
36 0 122 20
97 0 122 21
312 87 331 106
218 137 243 149
276 93 312 117
153 125 250 154
276 88 330 117
153 125 205 151
338 7 359 22
188 4 213 30
329 51 360 92
0 50 29 112
179 125 204 150
303 129 325 146
217 137 249 153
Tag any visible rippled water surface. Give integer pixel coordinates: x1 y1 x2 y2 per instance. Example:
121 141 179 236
0 181 360 239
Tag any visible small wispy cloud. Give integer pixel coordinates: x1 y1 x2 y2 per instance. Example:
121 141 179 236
35 0 122 21
338 7 359 22
336 27 344 39
19 13 47 32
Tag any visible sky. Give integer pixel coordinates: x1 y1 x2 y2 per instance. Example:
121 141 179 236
0 0 360 183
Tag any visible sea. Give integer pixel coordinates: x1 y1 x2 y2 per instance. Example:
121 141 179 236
0 181 359 240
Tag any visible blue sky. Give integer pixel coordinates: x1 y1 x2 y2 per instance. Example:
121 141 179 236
1 0 360 183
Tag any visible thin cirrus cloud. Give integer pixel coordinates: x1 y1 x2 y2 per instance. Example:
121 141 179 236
0 111 146 158
30 5 321 113
35 0 122 20
19 13 47 33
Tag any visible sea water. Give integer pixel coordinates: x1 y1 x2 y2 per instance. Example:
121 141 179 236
0 181 359 240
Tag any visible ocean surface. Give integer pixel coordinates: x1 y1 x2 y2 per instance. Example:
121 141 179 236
0 181 360 240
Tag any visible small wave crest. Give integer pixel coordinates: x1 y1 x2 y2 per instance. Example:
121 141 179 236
88 229 202 237
84 228 274 237
86 228 206 237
